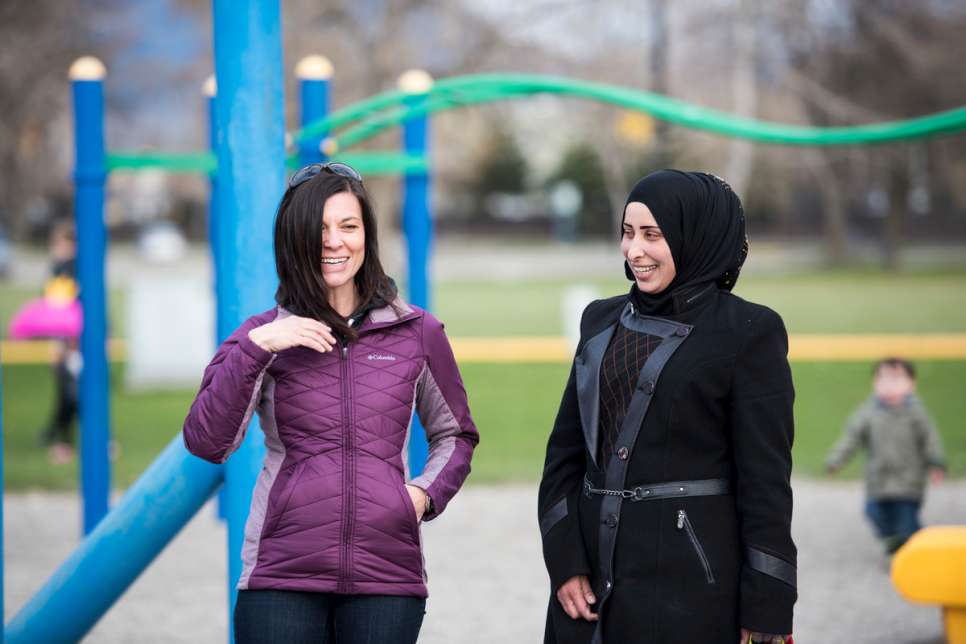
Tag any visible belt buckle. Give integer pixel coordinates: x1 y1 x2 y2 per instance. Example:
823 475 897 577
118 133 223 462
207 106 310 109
631 486 651 501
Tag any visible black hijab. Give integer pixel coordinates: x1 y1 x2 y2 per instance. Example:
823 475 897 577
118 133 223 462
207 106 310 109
622 170 748 315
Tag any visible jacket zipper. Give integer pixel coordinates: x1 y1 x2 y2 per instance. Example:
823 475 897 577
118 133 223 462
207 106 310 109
677 510 715 584
339 342 354 593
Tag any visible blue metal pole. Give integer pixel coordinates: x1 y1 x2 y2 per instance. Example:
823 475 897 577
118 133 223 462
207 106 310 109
3 55 228 644
400 72 433 476
206 76 229 338
70 57 111 535
212 2 285 637
206 77 236 347
296 56 332 166
206 76 231 521
5 437 223 644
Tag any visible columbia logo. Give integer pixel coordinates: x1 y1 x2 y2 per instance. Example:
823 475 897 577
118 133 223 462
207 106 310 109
367 353 397 361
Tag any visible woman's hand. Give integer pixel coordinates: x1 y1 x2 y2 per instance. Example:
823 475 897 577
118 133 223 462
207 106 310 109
248 316 337 354
740 628 793 643
556 575 598 622
404 484 428 521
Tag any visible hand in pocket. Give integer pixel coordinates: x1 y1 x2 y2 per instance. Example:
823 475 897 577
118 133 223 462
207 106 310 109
404 484 427 521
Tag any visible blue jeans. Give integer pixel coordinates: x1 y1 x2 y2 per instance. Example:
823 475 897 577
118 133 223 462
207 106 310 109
234 590 425 644
864 499 921 551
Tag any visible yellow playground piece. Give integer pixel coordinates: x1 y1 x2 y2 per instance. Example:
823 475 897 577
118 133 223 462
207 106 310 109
892 526 966 644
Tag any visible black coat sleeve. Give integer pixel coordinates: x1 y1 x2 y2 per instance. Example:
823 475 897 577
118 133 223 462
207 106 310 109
538 308 594 592
730 306 798 635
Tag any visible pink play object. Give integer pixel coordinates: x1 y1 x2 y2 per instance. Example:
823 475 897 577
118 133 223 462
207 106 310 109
8 297 83 340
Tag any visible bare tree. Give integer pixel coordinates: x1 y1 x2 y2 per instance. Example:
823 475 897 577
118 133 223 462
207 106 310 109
787 0 966 267
0 1 86 238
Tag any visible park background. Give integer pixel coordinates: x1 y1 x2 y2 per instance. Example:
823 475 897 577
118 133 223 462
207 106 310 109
2 1 966 642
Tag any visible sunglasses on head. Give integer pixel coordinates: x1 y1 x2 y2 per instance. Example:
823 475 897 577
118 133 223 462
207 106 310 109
288 161 363 189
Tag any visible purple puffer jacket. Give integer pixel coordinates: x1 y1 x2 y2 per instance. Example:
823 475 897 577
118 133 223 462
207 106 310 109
183 298 478 598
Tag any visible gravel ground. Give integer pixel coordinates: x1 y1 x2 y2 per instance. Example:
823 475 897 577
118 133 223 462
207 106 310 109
5 478 960 643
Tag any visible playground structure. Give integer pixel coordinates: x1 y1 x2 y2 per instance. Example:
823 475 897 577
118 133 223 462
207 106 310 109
893 527 966 644
5 1 966 641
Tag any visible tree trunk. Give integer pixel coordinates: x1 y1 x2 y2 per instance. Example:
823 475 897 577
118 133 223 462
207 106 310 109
882 154 909 271
805 150 848 266
724 0 757 197
648 0 670 166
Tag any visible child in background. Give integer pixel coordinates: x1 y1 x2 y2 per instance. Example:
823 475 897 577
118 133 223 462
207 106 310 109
41 221 81 464
826 357 946 554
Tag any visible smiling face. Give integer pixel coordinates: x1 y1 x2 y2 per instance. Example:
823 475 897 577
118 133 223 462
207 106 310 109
621 201 676 294
320 191 365 293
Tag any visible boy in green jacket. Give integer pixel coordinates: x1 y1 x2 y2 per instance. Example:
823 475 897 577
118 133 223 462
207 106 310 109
826 357 946 554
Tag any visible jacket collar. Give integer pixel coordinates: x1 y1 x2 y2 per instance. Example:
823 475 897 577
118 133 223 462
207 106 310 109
276 297 420 335
629 283 718 321
670 282 717 314
359 297 421 332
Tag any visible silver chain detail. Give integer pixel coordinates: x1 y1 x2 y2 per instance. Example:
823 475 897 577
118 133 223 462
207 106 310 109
584 478 636 499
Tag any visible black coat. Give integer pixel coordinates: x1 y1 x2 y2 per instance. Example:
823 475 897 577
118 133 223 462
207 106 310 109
538 286 797 644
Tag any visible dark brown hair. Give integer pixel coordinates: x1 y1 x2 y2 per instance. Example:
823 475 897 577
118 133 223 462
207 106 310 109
873 357 916 380
273 172 395 341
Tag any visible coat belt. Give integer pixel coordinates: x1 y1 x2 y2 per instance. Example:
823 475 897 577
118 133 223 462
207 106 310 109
583 475 731 502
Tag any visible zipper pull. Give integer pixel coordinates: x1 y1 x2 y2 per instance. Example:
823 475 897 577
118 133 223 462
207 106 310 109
342 345 348 359
677 510 685 529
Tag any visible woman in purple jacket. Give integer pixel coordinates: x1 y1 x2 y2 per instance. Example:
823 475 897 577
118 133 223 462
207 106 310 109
183 162 479 644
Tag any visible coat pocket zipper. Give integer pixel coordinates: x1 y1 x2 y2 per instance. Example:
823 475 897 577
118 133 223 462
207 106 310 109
677 509 715 584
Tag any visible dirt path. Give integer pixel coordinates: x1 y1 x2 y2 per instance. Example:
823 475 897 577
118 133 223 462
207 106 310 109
5 478 960 643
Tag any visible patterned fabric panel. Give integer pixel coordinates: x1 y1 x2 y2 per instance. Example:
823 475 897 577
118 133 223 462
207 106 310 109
598 325 660 463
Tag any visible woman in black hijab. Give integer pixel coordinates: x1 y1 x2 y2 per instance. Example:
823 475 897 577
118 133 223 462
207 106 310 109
538 170 796 644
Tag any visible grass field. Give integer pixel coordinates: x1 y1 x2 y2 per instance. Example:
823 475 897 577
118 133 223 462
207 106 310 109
2 269 965 490
3 360 964 491
434 270 966 336
3 269 966 340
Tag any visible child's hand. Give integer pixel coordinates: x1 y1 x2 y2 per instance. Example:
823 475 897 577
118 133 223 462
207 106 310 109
930 467 945 485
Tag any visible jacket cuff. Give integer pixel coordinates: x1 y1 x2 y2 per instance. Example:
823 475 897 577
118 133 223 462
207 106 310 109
406 483 439 522
541 494 592 592
237 328 276 365
739 564 797 635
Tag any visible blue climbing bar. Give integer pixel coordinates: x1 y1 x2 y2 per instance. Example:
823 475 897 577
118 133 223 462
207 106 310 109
399 69 433 476
211 1 286 638
5 437 224 644
70 56 111 535
205 75 232 522
296 55 333 166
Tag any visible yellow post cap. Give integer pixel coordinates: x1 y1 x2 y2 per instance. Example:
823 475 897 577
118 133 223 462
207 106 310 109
203 75 216 97
295 55 333 80
69 56 107 81
398 69 433 95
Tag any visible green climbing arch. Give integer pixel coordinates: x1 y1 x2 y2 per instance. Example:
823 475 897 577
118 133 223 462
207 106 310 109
108 73 966 175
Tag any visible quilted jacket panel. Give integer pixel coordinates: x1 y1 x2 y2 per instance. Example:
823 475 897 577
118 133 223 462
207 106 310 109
183 299 478 597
